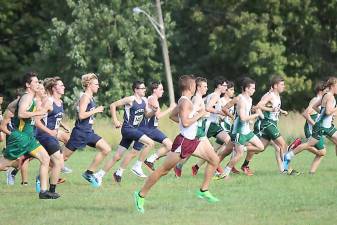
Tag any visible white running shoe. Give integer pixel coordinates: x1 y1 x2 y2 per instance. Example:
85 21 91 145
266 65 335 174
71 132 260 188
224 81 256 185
61 166 73 174
6 168 15 185
131 167 147 178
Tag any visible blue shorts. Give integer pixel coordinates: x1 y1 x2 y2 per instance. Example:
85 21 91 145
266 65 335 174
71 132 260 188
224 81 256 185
37 135 60 155
66 128 102 151
119 126 146 151
140 127 167 143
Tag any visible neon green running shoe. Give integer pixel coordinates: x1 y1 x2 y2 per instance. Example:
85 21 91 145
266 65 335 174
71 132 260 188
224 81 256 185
134 191 145 213
196 190 219 203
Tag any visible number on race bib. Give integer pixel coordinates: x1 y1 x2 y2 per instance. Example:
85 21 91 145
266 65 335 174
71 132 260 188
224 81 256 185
55 118 62 129
133 115 143 126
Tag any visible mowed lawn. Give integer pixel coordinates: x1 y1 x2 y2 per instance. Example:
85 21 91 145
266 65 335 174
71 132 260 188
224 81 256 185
1 115 337 225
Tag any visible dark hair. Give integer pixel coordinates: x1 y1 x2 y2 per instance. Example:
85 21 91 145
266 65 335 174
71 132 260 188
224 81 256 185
213 77 226 89
226 80 234 89
132 80 145 92
196 77 207 87
314 81 325 95
240 77 255 92
150 81 162 92
179 75 195 91
22 71 38 88
270 75 284 88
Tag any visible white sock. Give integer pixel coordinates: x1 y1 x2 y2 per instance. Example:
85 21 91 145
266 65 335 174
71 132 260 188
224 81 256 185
224 166 231 176
116 168 124 176
96 169 106 178
147 153 158 163
134 160 143 169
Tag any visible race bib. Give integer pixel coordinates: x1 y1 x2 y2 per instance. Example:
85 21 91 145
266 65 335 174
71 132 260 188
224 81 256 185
133 115 144 126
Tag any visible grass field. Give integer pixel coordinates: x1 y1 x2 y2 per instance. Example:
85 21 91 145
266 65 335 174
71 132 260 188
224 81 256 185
1 113 337 225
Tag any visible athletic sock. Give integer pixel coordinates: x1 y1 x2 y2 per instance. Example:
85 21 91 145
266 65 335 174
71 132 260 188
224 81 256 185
49 184 56 193
96 169 106 178
116 168 124 176
242 160 250 167
224 166 231 176
138 192 144 198
200 188 208 192
194 164 199 170
147 153 158 163
85 170 93 175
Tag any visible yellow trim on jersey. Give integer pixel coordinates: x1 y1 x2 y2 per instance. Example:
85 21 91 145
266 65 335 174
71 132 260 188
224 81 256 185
18 119 25 131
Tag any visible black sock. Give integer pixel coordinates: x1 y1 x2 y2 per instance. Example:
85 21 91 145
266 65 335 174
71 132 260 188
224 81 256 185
242 160 250 167
11 168 19 176
86 170 93 175
49 184 56 193
21 182 28 185
200 188 207 192
195 165 199 170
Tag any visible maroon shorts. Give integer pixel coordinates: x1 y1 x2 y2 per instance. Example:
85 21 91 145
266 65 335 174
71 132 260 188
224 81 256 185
171 134 200 159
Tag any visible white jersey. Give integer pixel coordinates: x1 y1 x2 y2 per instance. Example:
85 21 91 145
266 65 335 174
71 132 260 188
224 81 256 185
263 91 281 121
205 93 221 123
178 96 198 139
232 94 252 135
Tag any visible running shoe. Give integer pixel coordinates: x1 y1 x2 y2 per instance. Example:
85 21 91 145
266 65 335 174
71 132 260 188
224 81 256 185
174 166 182 177
57 178 66 184
231 167 240 174
61 166 73 174
241 166 254 176
131 167 147 178
134 191 145 213
196 190 219 203
144 160 155 171
191 165 199 176
6 168 15 185
113 172 122 183
35 176 41 193
287 169 301 176
39 191 60 199
82 172 99 188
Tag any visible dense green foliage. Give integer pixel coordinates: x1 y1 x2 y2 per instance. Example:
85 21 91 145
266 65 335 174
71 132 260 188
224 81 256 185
1 0 337 112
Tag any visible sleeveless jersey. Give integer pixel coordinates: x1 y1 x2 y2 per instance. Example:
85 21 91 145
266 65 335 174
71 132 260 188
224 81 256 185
12 95 37 136
205 93 221 123
316 94 336 128
123 97 146 128
146 96 159 128
74 93 96 131
263 91 281 121
179 96 198 139
37 97 64 137
232 94 252 135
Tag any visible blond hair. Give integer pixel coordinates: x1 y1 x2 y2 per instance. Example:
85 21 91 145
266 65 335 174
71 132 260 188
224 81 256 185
81 73 98 89
324 77 337 89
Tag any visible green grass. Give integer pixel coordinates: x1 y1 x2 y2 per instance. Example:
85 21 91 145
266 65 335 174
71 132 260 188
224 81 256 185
1 114 337 225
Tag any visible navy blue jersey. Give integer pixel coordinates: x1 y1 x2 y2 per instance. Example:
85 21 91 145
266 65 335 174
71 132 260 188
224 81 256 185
123 97 146 128
74 94 96 131
36 98 64 137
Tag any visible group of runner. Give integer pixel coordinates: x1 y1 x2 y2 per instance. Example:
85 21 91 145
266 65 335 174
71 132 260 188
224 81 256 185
0 72 336 211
